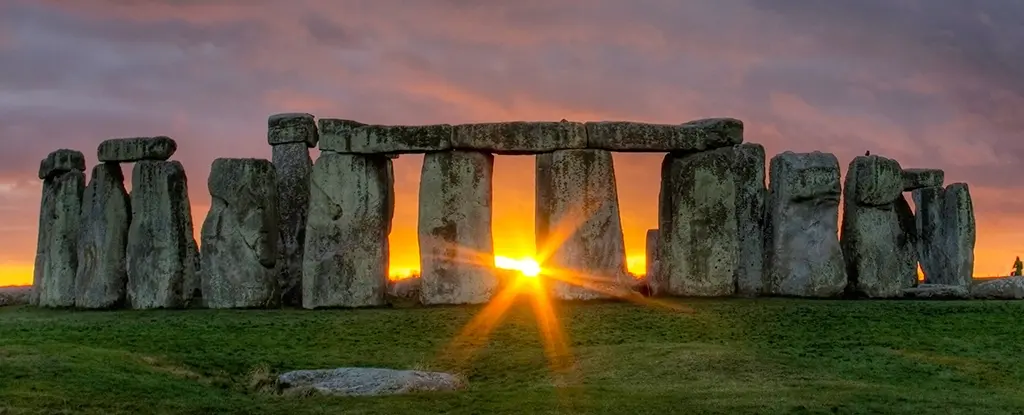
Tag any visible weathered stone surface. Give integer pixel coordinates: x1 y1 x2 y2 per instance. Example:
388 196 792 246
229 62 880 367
902 168 944 191
302 153 390 309
75 163 130 309
387 277 421 300
913 186 944 283
902 284 969 299
201 158 280 309
895 194 919 288
645 229 659 285
734 143 766 296
536 149 629 300
38 149 85 180
841 155 913 298
418 151 497 305
37 171 85 308
971 277 1024 299
942 183 975 287
97 137 177 162
277 368 464 397
0 286 31 307
268 113 318 147
126 161 198 309
764 152 847 297
659 147 738 297
272 142 313 307
452 121 585 154
31 176 58 306
586 118 743 152
319 119 451 154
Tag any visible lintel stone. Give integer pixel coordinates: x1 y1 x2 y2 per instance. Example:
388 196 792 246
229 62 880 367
319 119 452 154
585 118 743 152
902 168 944 191
268 113 318 147
452 121 585 154
97 137 177 162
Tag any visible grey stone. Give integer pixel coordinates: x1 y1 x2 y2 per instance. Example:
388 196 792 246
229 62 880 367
764 152 847 297
126 161 198 309
659 147 739 297
97 137 177 162
277 367 464 397
38 149 85 180
387 277 421 300
37 171 85 308
586 118 743 152
268 113 318 147
272 142 313 307
645 229 659 285
902 168 944 191
895 194 919 288
31 176 58 306
536 149 629 300
971 277 1024 299
452 121 585 154
0 286 31 307
418 151 497 305
319 119 451 154
841 155 913 298
75 163 130 309
913 186 944 283
941 183 975 287
302 152 390 309
734 143 766 296
201 158 280 309
902 284 969 299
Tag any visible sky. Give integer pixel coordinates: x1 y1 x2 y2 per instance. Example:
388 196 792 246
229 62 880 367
2 0 1023 286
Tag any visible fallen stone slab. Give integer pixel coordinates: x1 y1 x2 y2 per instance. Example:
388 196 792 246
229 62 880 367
452 121 585 154
272 142 314 307
38 149 86 180
418 150 498 305
38 170 85 308
303 152 391 309
902 168 944 191
971 277 1024 300
764 151 847 297
97 137 177 162
0 286 32 307
586 118 743 152
536 149 630 300
319 119 452 154
268 113 318 147
201 158 280 309
902 284 969 299
277 367 464 397
76 163 131 309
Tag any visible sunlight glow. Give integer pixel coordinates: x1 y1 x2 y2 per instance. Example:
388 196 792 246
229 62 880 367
494 256 541 278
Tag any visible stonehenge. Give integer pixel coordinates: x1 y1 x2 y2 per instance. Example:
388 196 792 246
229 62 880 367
26 112 983 310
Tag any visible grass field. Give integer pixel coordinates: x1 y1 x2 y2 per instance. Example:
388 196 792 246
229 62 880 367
2 297 1024 414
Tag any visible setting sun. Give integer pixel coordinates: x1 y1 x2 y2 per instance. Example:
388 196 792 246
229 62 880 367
494 256 542 278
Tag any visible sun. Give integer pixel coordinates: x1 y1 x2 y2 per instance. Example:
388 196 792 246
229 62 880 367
494 256 542 278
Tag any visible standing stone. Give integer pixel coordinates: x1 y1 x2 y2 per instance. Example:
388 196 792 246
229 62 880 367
75 163 130 309
659 147 738 297
942 183 975 287
418 150 496 305
645 229 659 288
734 143 766 296
764 152 847 297
536 149 629 300
840 155 912 298
913 186 944 283
201 158 279 309
272 142 314 307
895 194 919 288
37 170 85 307
31 178 58 306
303 152 390 309
126 161 197 309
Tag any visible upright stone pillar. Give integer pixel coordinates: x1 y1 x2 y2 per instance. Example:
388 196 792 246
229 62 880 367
764 152 846 297
942 183 975 287
659 147 739 297
126 160 198 309
840 155 914 298
645 229 659 289
418 150 497 305
201 158 280 309
894 194 919 288
734 143 766 296
268 113 318 307
34 149 86 307
536 149 629 300
75 163 131 309
913 186 944 283
302 152 390 309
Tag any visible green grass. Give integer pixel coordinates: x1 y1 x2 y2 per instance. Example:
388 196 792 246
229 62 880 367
2 298 1024 414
